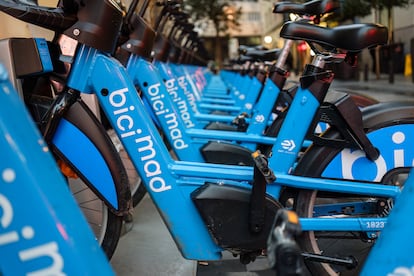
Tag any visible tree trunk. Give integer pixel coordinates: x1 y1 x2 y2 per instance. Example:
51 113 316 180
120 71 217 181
387 7 393 44
387 6 394 83
375 46 380 79
213 23 223 68
214 34 223 68
374 6 381 79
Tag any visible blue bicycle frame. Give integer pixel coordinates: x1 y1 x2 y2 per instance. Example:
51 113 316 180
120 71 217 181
126 55 279 160
0 64 113 275
66 44 402 261
157 60 278 134
179 65 263 114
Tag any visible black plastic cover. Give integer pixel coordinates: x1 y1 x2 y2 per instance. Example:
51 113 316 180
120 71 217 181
63 0 123 53
204 122 239 131
201 141 254 166
191 183 281 251
10 38 44 77
121 14 156 59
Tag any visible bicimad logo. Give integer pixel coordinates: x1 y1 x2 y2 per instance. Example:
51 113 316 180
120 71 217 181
1 168 65 275
255 114 265 123
281 139 296 151
323 127 414 182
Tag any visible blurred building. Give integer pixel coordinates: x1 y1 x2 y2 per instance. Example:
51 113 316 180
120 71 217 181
356 5 414 76
194 0 413 75
194 0 283 63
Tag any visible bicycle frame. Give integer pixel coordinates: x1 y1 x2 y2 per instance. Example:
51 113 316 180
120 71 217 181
67 44 401 261
126 55 280 159
0 63 113 275
157 60 278 132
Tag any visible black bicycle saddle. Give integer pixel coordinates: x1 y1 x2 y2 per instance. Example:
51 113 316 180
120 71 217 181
243 48 282 62
280 21 388 52
273 0 340 16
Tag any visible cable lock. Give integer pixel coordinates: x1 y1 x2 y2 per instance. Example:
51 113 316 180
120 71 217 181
251 150 276 183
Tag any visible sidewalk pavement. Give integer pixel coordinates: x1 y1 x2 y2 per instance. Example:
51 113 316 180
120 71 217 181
330 73 414 102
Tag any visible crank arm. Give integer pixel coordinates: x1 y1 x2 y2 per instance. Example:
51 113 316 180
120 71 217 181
301 252 358 270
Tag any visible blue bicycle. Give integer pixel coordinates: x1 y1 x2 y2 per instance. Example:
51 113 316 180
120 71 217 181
2 1 414 275
0 62 114 275
0 1 132 258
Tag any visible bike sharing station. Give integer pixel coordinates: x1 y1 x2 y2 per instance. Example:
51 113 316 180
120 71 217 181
1 0 414 275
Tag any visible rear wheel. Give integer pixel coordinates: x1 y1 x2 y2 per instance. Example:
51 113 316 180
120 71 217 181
294 168 408 275
295 192 381 275
293 111 414 275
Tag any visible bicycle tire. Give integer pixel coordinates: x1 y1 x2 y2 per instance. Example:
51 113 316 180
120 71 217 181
107 128 147 207
348 92 378 107
67 175 123 259
292 102 414 275
120 147 147 207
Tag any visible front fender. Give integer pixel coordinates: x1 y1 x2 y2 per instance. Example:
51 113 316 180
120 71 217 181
52 100 131 215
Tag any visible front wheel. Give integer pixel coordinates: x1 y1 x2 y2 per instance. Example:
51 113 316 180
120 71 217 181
27 95 130 259
67 176 123 259
292 103 414 275
108 129 147 207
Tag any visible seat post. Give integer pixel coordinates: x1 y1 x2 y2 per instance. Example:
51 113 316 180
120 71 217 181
275 39 294 70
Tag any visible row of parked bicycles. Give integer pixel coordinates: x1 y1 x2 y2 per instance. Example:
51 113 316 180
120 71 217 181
0 0 413 275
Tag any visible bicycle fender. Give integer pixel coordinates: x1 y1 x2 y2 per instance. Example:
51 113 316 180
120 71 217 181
294 101 414 180
360 101 414 129
52 100 131 215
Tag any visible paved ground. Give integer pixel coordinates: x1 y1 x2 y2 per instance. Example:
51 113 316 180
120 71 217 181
331 73 414 102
